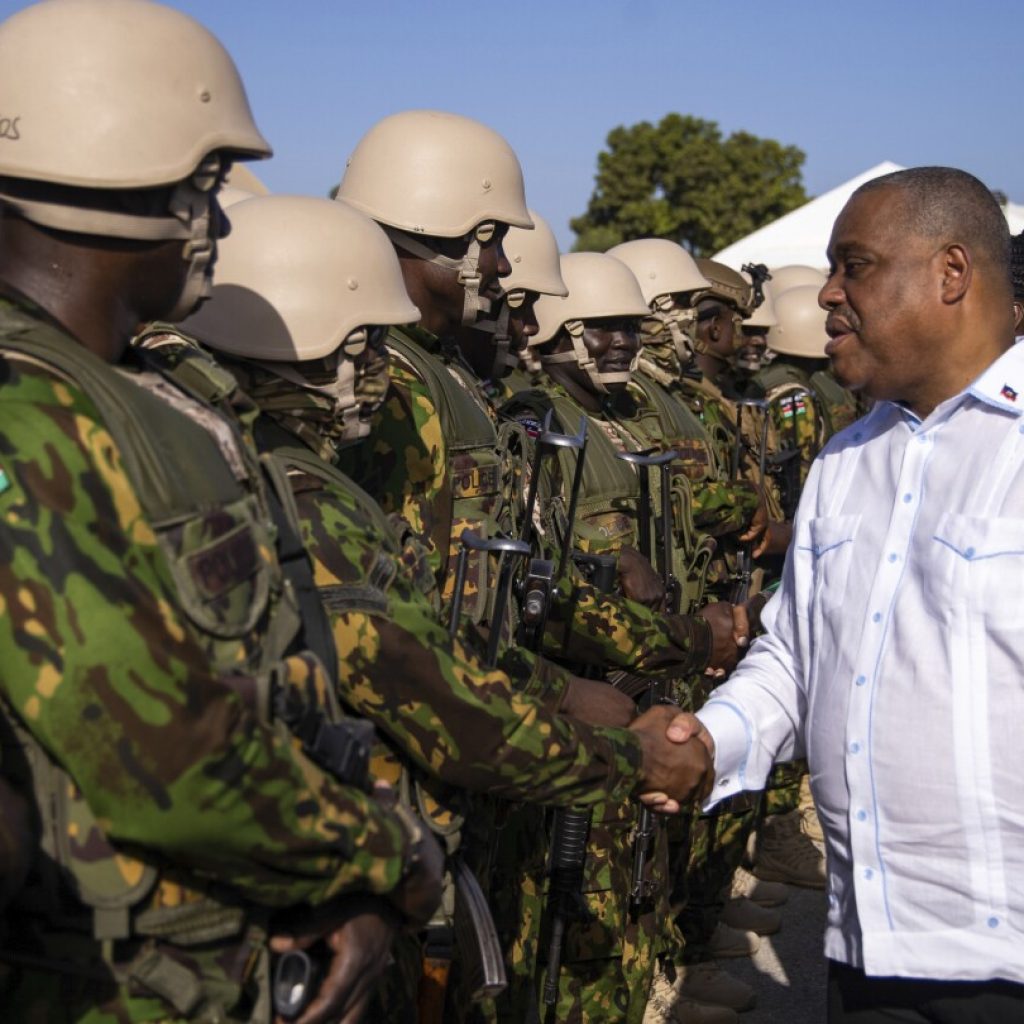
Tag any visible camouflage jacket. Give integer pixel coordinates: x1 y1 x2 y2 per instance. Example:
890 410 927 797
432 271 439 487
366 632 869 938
0 299 413 1021
259 418 645 809
338 326 712 676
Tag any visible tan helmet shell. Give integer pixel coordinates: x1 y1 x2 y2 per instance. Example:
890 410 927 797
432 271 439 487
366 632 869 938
336 110 532 237
606 239 711 306
179 195 419 361
742 273 778 329
504 210 568 297
768 264 827 295
696 259 754 314
0 0 270 189
533 252 650 345
766 285 828 358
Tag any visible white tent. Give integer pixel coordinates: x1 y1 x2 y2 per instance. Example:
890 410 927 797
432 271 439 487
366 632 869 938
714 162 1024 270
714 161 904 270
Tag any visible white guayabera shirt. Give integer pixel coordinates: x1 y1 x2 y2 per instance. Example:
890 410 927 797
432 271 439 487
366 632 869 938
699 343 1024 983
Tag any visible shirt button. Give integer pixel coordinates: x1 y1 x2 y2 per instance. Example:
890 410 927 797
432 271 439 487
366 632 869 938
903 493 913 503
965 547 976 559
855 675 867 686
888 552 899 563
850 742 861 754
988 916 1000 928
918 434 929 444
864 868 875 880
856 809 867 821
872 612 882 623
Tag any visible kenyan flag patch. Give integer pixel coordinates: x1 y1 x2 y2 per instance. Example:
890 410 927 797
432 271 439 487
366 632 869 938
0 465 10 495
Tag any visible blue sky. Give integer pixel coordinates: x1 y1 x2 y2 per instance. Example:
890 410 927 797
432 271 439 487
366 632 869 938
6 0 1022 247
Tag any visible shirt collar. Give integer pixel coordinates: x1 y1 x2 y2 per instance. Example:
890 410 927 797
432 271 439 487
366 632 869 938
966 343 1024 415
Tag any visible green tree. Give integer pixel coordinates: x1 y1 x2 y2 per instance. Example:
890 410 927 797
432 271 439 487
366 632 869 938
571 114 808 255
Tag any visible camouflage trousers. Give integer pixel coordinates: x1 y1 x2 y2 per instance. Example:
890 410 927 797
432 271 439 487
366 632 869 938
492 797 671 1024
673 792 762 962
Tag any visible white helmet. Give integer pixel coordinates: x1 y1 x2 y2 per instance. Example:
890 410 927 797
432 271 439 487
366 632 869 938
335 110 532 326
0 0 271 320
533 252 649 393
766 285 828 358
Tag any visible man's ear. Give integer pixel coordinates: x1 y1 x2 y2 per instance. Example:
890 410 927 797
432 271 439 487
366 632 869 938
939 243 971 305
1013 300 1023 332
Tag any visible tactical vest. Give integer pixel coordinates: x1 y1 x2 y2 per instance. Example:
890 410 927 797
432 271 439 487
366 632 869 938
502 388 642 557
606 376 716 612
387 330 521 627
809 368 859 436
0 310 338 1023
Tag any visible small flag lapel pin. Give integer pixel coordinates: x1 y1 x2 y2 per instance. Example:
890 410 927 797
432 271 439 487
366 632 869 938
0 465 10 494
1001 383 1018 402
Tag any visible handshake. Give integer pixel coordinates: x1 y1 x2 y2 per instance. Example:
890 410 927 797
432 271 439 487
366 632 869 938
630 705 716 813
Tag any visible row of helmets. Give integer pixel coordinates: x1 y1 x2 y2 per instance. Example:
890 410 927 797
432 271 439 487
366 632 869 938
0 0 830 364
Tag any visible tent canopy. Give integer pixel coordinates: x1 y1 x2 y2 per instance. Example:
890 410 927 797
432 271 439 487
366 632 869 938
714 162 1024 270
714 161 904 270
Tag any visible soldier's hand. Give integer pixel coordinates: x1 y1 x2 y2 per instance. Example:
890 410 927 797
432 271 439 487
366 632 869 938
630 705 715 806
748 518 792 558
617 544 666 610
560 676 636 728
738 493 769 550
697 601 742 677
270 894 398 1024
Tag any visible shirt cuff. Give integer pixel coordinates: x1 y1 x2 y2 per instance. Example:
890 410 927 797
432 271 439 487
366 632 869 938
696 699 754 809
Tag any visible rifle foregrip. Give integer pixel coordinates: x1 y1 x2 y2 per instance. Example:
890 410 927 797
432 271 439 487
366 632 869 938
543 808 591 1005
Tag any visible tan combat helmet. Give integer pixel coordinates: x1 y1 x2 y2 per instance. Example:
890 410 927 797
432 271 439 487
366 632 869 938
180 195 418 442
766 284 828 358
742 273 779 330
477 208 568 378
769 264 828 295
533 252 649 393
0 0 271 319
335 110 532 326
608 239 711 363
695 259 755 315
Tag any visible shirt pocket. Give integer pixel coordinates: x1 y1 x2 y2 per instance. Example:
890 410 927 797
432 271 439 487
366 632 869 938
798 514 862 616
928 513 1024 627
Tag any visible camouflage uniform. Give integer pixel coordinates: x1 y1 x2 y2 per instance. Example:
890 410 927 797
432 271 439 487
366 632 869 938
0 298 417 1023
341 327 713 1024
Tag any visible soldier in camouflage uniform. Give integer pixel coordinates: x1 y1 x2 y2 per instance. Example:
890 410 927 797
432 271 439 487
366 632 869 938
330 113 736 1023
171 193 717 1022
0 4 447 1022
504 251 749 1024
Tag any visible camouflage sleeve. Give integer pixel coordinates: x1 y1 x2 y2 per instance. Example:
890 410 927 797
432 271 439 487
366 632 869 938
690 478 762 537
543 572 712 674
0 362 412 907
297 486 642 809
495 645 572 706
335 362 449 579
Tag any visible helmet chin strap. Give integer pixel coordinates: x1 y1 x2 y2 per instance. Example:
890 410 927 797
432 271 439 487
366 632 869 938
650 295 697 365
465 287 525 380
383 221 495 326
540 320 637 395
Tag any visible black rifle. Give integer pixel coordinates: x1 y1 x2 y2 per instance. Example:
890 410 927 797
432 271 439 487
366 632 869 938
616 448 684 912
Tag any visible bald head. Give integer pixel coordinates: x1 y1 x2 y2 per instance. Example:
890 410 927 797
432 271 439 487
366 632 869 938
853 167 1010 299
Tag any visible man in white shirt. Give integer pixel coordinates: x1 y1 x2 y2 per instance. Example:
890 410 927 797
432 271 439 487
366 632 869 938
672 167 1024 1023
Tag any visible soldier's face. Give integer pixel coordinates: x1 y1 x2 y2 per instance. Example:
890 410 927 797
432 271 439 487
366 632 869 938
696 300 742 361
822 188 941 403
509 293 539 351
565 317 640 395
